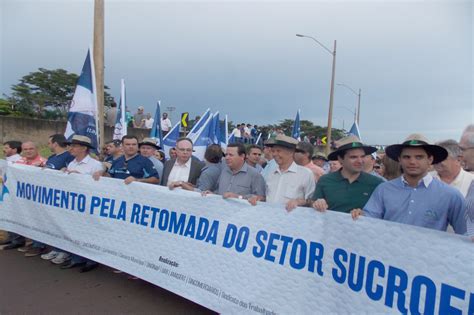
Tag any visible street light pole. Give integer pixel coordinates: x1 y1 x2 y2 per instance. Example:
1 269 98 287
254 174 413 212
337 83 361 125
296 34 337 155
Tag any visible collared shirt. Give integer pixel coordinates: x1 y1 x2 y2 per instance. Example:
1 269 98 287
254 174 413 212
465 181 474 236
16 155 47 167
217 162 266 198
363 174 467 234
266 162 315 205
313 170 384 213
168 158 192 183
196 163 222 192
304 162 325 182
248 163 263 173
261 159 277 181
109 154 158 179
6 154 21 163
432 168 474 197
147 156 164 180
67 155 104 175
46 151 74 170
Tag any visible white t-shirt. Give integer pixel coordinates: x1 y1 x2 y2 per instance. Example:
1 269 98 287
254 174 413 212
6 154 22 163
144 118 154 129
161 118 172 132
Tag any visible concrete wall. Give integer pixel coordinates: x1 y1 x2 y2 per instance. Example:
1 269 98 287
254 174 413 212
0 116 150 146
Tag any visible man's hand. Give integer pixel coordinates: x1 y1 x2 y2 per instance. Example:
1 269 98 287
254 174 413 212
351 208 364 220
92 171 103 181
312 199 329 212
201 190 213 197
168 181 183 190
124 176 137 185
248 196 259 206
222 192 240 199
286 199 300 212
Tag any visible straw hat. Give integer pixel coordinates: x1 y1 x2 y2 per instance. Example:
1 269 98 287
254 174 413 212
385 133 448 164
327 135 377 161
67 135 95 149
265 134 299 150
139 137 161 150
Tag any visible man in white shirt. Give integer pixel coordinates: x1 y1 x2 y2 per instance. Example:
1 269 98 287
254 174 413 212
160 138 204 188
433 139 474 197
160 113 172 135
144 113 154 129
58 135 104 272
3 140 22 163
265 135 315 211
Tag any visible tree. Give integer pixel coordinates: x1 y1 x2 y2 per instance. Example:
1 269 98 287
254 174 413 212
7 68 114 120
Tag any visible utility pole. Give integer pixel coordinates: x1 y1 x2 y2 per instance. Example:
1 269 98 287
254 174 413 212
94 0 105 150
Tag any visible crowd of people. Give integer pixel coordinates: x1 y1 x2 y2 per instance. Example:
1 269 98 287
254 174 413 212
105 104 173 134
1 124 473 275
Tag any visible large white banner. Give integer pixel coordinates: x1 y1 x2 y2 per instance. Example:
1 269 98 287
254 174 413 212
0 160 472 314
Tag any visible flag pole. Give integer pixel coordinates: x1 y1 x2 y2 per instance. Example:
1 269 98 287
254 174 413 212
94 0 105 151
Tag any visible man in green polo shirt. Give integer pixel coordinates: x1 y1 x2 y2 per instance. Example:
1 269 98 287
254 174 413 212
312 135 384 213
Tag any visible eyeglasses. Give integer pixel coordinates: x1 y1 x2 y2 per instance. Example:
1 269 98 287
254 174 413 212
176 148 193 153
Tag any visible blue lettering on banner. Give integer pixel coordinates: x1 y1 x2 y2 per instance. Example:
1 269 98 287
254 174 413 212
129 203 219 245
16 181 85 213
331 248 473 313
251 230 324 275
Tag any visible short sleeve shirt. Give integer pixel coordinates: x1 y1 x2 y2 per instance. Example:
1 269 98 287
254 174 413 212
313 170 384 213
46 151 75 170
217 163 266 198
108 154 158 179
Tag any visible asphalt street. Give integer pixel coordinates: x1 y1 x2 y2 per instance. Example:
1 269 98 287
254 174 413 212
0 247 215 314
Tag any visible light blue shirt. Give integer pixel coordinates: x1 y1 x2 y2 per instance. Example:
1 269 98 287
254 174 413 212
363 174 467 234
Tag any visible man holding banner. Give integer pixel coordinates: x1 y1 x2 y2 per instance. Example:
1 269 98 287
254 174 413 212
352 134 467 234
265 135 315 211
105 136 159 185
312 135 384 214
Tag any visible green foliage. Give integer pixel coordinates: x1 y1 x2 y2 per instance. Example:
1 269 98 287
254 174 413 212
0 99 13 116
6 68 114 120
258 119 345 141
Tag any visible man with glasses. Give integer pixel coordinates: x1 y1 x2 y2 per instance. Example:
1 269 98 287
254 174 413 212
161 137 204 188
459 124 474 172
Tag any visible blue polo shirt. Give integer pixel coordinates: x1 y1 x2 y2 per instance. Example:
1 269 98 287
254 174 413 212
46 151 74 170
108 154 158 180
363 174 467 234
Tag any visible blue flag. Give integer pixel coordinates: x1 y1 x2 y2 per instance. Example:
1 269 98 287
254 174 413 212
163 121 181 159
190 114 213 160
188 108 211 139
210 112 220 145
150 101 164 147
64 48 99 152
348 121 362 140
292 110 301 140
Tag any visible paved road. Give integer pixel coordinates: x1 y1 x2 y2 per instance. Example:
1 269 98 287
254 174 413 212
0 248 215 314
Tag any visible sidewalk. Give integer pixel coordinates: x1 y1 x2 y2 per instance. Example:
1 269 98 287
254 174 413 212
0 248 214 314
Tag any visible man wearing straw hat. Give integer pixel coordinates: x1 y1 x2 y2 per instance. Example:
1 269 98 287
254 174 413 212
265 135 315 211
352 134 467 234
57 135 104 272
312 135 384 214
139 137 164 182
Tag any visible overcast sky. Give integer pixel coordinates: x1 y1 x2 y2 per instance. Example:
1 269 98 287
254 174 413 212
1 0 472 144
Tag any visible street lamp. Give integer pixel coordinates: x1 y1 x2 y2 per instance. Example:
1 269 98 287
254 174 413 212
337 83 361 125
336 106 357 123
296 34 337 155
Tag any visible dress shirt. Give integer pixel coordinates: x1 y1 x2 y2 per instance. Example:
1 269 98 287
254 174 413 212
364 174 467 234
432 168 474 197
216 163 265 198
67 155 104 175
168 158 192 183
265 161 315 205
